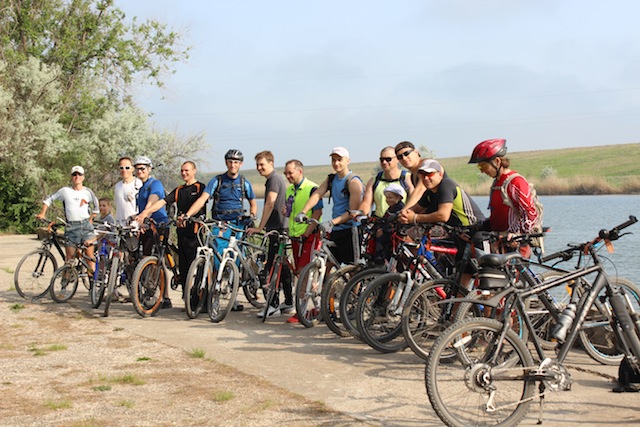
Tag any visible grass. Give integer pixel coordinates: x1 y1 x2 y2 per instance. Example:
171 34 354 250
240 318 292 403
189 347 206 358
29 343 68 356
211 390 235 402
2 267 13 274
118 399 135 408
210 142 640 196
10 303 25 312
110 374 145 385
44 399 72 410
92 385 112 392
136 356 151 362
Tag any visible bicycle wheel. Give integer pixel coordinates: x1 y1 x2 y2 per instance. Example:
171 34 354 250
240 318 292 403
355 272 409 353
90 255 109 308
14 249 58 299
402 279 464 361
241 255 267 309
262 264 281 323
131 256 165 317
184 256 209 319
208 259 239 323
579 277 640 365
339 268 386 340
103 257 120 317
321 264 362 337
49 265 79 303
425 318 535 427
295 262 323 328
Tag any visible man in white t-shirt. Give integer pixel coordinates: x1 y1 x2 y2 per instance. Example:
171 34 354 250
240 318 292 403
114 156 141 225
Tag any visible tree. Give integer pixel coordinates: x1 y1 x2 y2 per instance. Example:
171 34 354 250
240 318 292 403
0 0 203 231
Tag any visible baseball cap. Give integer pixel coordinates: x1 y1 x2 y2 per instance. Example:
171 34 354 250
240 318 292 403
70 165 85 175
134 156 153 167
383 183 406 198
418 159 443 174
330 147 350 159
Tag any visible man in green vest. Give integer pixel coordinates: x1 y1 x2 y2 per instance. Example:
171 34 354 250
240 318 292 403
283 159 323 323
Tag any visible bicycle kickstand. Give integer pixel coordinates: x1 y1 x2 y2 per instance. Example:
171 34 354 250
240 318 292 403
536 382 546 425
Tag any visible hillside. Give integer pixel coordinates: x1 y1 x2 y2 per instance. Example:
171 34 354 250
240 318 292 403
202 143 640 196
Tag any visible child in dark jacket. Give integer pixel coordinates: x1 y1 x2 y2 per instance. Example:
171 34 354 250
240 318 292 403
373 184 406 265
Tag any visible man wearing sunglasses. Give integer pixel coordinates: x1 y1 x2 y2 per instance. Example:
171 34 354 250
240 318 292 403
356 146 413 218
399 159 484 228
114 156 142 225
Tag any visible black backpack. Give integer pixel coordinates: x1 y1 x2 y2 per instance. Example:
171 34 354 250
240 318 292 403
326 172 360 204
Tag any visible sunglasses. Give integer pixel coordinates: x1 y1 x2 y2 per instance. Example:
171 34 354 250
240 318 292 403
379 156 395 163
420 170 437 177
71 172 83 177
119 166 132 170
396 149 414 160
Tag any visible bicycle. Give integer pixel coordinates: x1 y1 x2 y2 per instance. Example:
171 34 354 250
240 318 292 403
354 224 459 353
49 239 94 303
261 229 294 322
294 218 341 327
424 215 640 427
14 218 67 300
130 220 179 317
100 222 142 317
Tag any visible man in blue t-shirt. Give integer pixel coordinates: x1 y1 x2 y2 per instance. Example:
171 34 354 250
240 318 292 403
183 149 257 311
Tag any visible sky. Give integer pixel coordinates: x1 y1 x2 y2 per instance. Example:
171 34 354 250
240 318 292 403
116 0 640 171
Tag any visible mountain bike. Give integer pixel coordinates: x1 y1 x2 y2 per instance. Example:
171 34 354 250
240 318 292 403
294 218 341 327
100 222 142 317
261 229 294 322
14 219 66 300
130 220 179 317
425 215 640 427
354 224 459 353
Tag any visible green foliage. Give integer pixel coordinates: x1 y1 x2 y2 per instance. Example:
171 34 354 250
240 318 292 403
0 0 202 231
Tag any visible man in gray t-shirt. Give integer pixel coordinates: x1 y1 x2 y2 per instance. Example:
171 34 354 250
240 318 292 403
247 150 291 318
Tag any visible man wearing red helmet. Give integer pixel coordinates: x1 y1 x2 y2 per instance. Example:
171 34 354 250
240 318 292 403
469 139 539 255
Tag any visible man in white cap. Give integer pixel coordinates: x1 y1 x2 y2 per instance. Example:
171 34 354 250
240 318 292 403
399 159 484 228
295 147 364 265
36 165 99 271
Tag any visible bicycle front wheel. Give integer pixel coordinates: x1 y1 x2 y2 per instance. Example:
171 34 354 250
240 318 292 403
131 256 165 317
184 256 210 319
579 277 640 365
14 249 58 300
103 257 120 317
425 318 535 427
208 260 239 323
295 262 323 328
339 267 387 340
90 255 109 308
355 272 409 353
49 265 79 303
321 264 362 337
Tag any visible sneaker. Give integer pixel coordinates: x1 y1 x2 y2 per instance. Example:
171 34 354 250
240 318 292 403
257 306 281 318
286 315 300 323
231 303 244 312
161 298 173 309
279 303 294 314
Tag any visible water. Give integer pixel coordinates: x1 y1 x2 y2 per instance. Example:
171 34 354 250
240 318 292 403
255 194 640 281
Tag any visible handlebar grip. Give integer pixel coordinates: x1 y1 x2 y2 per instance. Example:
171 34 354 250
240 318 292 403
599 215 638 240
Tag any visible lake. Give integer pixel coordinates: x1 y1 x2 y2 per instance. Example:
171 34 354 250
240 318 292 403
255 194 640 281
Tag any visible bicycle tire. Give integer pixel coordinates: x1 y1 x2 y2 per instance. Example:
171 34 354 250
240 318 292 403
103 257 120 317
241 257 267 309
295 262 323 328
425 317 535 427
49 265 79 303
339 267 387 340
14 249 58 300
321 264 362 337
90 255 109 308
184 256 209 319
262 265 280 323
355 272 409 353
402 279 465 361
208 259 239 323
579 277 640 365
131 256 165 317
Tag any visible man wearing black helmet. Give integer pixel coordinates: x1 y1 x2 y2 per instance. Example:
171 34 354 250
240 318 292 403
183 149 257 311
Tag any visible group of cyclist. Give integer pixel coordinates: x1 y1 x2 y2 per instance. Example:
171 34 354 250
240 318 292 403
36 138 541 320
